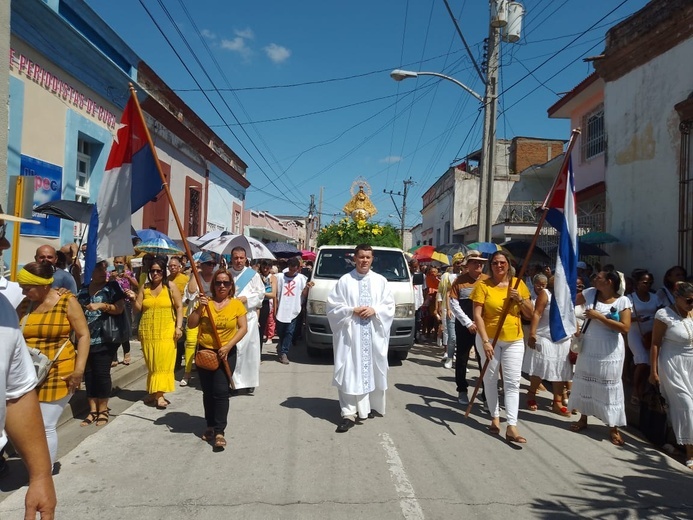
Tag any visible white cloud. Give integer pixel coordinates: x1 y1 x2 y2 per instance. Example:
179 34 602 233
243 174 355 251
220 37 252 60
380 156 403 164
201 29 216 40
264 43 291 64
234 27 255 40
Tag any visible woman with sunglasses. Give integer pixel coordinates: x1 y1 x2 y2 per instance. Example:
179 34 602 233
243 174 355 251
570 270 631 446
471 251 533 443
126 255 183 410
187 269 247 450
650 282 693 470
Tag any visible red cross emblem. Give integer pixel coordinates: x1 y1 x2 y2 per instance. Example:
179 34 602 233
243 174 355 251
284 280 296 297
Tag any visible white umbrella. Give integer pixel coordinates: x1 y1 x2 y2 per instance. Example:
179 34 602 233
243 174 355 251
189 229 228 247
199 234 276 260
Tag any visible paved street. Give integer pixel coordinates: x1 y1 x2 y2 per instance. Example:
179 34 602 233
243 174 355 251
1 340 692 519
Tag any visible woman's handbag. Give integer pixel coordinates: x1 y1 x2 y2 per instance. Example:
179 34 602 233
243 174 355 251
101 312 127 344
195 347 220 371
639 383 669 446
570 291 600 355
30 340 69 386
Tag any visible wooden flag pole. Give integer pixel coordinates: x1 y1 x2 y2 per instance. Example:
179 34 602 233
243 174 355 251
465 128 581 417
127 84 227 356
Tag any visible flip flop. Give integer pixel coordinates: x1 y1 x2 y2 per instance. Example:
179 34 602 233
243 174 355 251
610 431 625 446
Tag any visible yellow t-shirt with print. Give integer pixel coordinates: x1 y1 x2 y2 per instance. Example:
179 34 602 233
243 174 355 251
470 277 531 342
198 298 247 349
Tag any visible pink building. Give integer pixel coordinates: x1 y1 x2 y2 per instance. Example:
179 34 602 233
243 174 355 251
548 72 606 232
243 209 306 248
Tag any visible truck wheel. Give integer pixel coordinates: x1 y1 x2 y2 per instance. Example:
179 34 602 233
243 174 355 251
394 350 409 361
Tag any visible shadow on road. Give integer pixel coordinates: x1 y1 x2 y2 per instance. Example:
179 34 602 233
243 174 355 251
529 444 693 518
280 396 337 424
153 411 207 438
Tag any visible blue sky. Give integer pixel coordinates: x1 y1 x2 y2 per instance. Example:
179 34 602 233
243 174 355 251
85 0 649 229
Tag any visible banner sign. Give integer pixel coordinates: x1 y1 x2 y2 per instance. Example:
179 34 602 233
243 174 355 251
20 155 63 237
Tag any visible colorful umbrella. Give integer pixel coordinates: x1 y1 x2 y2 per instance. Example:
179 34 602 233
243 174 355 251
465 242 502 256
301 250 316 262
135 229 183 255
412 245 450 264
435 243 469 256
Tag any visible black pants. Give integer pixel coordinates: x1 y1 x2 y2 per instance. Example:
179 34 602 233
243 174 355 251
258 299 271 347
454 322 485 400
198 350 237 434
85 343 117 399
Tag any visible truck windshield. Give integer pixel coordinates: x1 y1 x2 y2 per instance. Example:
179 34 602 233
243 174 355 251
314 249 410 282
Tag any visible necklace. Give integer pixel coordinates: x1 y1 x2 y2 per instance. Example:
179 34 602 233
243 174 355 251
673 305 693 345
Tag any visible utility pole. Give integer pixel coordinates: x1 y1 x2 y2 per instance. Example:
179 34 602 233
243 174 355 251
384 178 413 246
306 194 315 250
477 4 501 243
317 186 323 236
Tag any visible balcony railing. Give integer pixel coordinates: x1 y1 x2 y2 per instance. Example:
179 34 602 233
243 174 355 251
494 201 541 224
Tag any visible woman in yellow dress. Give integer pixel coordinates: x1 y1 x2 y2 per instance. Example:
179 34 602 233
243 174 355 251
187 269 247 450
127 255 183 409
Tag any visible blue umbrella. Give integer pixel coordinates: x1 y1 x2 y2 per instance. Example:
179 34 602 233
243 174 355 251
136 229 172 243
135 229 183 255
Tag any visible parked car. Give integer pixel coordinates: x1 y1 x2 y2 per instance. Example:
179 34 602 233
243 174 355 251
305 245 415 359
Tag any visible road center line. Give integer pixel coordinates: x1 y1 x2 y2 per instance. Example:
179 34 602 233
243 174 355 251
380 432 425 520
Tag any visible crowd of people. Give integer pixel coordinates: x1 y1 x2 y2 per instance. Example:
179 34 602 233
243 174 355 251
415 251 693 468
3 217 693 517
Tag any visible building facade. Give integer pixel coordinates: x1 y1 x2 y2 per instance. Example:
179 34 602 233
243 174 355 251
5 0 248 267
593 0 693 279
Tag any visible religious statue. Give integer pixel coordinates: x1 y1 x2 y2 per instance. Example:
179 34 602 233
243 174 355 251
343 179 377 222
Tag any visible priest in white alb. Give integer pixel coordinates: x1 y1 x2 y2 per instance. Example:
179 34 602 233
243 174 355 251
229 247 265 394
327 244 395 433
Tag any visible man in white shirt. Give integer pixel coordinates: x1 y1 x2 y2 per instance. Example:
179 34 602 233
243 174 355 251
327 244 395 433
229 247 265 393
0 205 57 517
275 257 313 364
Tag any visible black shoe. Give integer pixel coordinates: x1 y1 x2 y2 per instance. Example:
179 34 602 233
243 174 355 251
0 458 8 479
335 418 356 433
246 387 255 395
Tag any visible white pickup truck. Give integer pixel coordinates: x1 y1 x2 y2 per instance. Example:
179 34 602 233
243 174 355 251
304 245 416 360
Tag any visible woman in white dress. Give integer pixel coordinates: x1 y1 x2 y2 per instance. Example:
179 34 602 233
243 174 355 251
526 274 573 416
570 270 632 446
627 269 659 405
650 281 693 470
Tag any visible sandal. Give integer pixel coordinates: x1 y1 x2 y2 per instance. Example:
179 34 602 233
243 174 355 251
214 434 227 450
80 412 98 427
685 459 693 470
506 430 527 444
552 401 572 417
570 420 588 433
201 428 214 442
526 392 538 411
610 430 625 446
95 411 109 427
156 399 168 410
488 423 500 435
123 353 131 366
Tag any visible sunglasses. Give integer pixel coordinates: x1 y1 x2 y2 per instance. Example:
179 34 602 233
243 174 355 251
576 284 585 289
202 261 216 266
491 261 507 266
149 268 163 274
214 280 232 287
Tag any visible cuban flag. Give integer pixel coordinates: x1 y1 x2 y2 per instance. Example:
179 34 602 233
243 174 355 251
544 156 578 342
84 95 163 282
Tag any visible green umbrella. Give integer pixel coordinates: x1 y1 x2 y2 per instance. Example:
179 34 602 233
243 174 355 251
579 231 619 245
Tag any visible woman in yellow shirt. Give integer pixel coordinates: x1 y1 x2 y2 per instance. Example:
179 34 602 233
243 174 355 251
471 251 533 443
187 269 247 450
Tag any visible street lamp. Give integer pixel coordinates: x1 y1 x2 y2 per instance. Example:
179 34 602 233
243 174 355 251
390 68 494 242
390 69 483 102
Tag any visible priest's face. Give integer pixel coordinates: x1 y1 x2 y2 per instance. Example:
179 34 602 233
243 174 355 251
354 249 373 275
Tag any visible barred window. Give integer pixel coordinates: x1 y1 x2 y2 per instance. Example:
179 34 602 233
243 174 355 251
581 105 605 161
